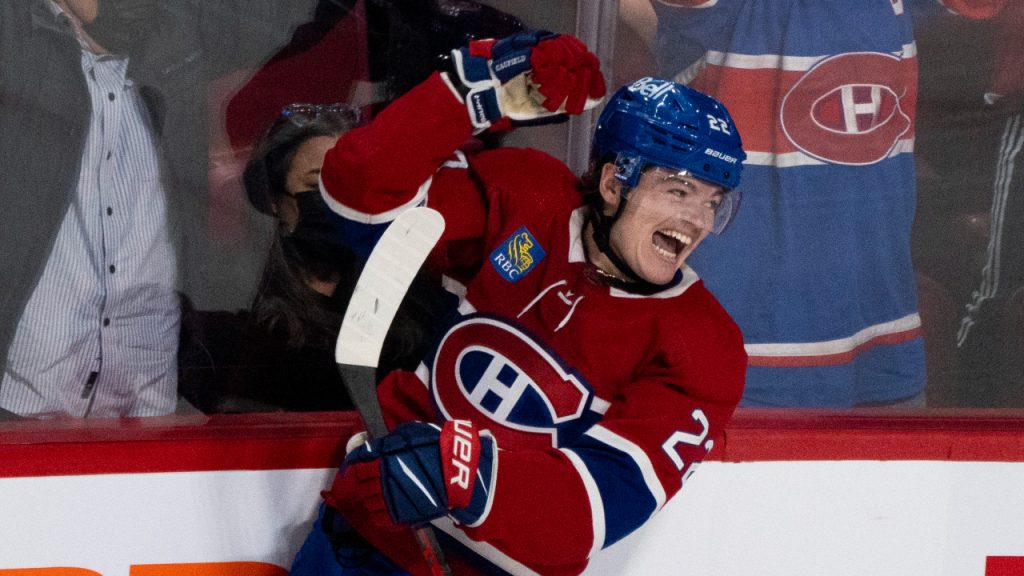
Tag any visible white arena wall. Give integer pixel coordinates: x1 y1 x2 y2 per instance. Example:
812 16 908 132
1 410 1022 576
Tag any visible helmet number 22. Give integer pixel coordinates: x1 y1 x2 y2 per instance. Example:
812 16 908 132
706 114 732 135
661 408 711 485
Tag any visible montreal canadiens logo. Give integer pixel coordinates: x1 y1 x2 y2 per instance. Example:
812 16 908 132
781 52 912 165
432 316 592 447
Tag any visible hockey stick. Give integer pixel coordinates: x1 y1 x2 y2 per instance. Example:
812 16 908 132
335 206 452 576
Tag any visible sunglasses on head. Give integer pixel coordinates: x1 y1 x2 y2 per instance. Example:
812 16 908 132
277 103 362 127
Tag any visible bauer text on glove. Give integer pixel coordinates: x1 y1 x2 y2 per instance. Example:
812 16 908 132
327 420 497 528
444 30 606 132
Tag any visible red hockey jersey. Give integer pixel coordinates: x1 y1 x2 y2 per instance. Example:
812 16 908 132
320 72 746 575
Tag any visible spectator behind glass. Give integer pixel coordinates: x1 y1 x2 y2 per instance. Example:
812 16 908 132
179 105 455 413
953 0 1024 406
618 0 1008 408
0 0 315 420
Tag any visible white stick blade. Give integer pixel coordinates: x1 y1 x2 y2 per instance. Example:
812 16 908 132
335 207 446 368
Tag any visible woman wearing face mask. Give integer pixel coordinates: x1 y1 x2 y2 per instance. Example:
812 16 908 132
244 104 363 352
179 104 453 413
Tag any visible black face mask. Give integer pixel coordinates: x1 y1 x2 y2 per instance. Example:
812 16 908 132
288 190 341 242
81 0 160 56
281 190 356 280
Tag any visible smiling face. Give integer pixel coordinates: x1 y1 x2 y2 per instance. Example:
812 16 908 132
589 163 724 285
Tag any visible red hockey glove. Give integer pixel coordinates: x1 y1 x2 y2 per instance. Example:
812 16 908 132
325 421 497 528
446 30 606 132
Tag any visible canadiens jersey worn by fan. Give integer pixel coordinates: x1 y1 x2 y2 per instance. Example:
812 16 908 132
309 33 747 576
651 0 1008 406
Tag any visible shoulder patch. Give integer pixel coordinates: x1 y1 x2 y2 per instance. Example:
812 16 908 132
489 226 545 283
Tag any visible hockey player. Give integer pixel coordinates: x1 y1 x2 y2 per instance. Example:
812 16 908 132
291 31 747 575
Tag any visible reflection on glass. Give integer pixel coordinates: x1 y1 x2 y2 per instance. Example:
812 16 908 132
1 0 1020 422
0 0 319 419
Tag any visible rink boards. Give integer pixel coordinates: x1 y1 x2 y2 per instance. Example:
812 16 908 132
0 410 1022 576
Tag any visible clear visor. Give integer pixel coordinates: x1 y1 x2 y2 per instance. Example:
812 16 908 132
646 167 741 235
712 187 741 235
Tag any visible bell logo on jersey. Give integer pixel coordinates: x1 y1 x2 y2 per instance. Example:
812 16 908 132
432 316 593 448
490 226 546 283
780 52 912 165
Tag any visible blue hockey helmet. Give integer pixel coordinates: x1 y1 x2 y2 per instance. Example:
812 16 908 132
592 78 746 232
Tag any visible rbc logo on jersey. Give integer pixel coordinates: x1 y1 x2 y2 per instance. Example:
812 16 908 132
490 226 545 283
432 317 592 448
781 52 912 165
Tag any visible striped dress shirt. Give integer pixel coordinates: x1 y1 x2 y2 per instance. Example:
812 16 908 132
0 31 179 417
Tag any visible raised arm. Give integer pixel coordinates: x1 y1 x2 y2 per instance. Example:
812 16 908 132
318 30 606 258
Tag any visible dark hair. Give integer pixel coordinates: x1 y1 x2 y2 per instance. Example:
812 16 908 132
577 153 617 218
243 104 452 372
243 104 361 216
244 105 360 350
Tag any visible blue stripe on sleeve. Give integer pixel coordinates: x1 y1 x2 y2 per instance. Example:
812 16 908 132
568 433 659 548
329 209 389 260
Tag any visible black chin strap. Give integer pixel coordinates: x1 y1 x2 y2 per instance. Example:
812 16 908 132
586 200 672 296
